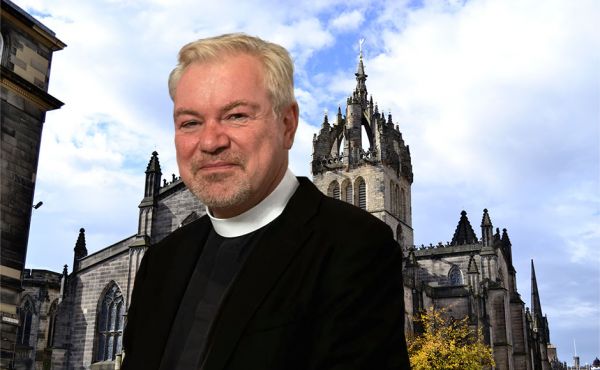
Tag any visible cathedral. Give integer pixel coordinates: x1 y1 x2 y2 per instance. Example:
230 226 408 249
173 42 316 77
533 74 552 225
15 53 563 370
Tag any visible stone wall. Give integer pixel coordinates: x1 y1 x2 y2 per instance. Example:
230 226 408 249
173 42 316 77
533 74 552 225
1 4 64 365
152 182 205 244
313 163 414 247
66 249 131 370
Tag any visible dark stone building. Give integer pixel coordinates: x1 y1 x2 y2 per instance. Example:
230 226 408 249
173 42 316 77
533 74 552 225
14 269 64 370
0 0 64 367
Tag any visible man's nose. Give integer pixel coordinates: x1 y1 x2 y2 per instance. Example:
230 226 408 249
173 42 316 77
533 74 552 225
199 120 230 154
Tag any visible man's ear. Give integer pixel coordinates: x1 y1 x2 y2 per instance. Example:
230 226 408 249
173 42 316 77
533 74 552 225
281 101 299 149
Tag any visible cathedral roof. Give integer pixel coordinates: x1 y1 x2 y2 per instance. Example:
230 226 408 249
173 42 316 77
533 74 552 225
451 210 479 245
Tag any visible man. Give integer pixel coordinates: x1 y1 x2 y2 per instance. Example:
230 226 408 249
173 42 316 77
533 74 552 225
122 33 410 370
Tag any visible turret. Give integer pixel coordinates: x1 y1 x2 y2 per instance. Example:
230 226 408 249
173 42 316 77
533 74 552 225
481 209 494 247
137 152 162 240
336 106 343 125
321 112 330 130
144 151 162 199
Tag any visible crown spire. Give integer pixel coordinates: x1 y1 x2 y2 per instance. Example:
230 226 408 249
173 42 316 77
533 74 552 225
353 39 368 106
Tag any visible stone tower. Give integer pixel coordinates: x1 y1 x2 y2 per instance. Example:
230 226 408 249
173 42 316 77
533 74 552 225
0 1 65 366
311 49 414 249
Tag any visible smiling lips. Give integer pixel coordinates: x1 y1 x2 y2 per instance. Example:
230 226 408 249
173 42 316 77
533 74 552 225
200 161 238 170
191 157 244 175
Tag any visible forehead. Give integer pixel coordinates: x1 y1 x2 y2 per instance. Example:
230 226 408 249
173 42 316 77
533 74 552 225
175 53 266 101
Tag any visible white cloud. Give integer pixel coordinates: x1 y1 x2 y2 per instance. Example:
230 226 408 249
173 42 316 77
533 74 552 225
545 298 600 329
330 10 364 32
13 0 599 363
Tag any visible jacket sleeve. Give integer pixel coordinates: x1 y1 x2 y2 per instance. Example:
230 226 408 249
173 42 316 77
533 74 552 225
309 233 411 370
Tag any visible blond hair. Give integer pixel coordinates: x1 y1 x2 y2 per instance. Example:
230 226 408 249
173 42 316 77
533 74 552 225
168 33 295 114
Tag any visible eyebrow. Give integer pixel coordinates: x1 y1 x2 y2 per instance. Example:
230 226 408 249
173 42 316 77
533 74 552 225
174 100 261 120
173 108 200 119
220 100 260 114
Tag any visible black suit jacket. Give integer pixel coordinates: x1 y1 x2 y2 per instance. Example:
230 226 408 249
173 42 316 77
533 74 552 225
122 177 411 369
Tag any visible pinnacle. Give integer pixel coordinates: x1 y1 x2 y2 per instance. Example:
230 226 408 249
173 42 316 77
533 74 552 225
481 208 493 227
146 151 162 173
451 210 479 245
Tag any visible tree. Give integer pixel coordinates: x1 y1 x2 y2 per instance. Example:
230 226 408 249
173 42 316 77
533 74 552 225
408 307 495 370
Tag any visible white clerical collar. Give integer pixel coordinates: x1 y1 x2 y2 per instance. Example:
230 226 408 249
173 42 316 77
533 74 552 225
207 169 299 237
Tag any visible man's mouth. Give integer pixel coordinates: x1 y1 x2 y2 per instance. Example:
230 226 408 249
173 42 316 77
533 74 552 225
191 154 244 175
200 162 237 169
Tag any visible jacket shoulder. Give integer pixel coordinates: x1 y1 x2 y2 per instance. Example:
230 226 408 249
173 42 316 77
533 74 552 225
317 195 394 242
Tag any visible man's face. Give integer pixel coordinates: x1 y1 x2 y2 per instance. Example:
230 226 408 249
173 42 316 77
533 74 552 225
173 53 298 218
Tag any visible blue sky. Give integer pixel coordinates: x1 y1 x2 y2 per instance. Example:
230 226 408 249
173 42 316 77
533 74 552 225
18 0 599 364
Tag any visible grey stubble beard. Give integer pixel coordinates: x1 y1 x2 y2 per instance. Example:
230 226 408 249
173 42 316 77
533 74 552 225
186 153 252 210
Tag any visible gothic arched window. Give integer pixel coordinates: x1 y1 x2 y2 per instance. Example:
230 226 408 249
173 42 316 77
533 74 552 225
395 185 400 217
95 283 124 362
390 180 396 215
47 299 58 348
401 188 407 221
327 181 340 200
342 180 352 204
355 177 366 210
449 266 464 286
17 297 34 346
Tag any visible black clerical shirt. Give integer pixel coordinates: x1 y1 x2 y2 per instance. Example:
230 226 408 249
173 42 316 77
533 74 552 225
159 227 263 370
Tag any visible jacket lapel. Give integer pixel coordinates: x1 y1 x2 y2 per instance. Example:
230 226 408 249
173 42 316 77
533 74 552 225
146 217 212 368
201 178 323 370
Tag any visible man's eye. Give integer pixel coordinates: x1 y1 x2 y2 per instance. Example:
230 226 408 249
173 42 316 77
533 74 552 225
226 113 249 121
181 120 200 128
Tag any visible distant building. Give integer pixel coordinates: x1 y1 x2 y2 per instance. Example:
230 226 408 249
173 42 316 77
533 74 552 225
0 0 64 367
14 269 63 370
557 356 600 370
18 49 564 369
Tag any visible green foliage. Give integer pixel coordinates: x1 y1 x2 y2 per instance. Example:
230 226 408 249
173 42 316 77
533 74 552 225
407 307 495 370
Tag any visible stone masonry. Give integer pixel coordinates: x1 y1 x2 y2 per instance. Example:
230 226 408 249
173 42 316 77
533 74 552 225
1 1 65 367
